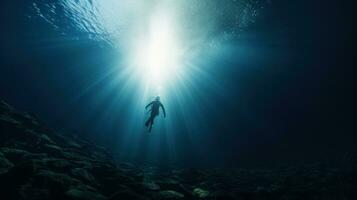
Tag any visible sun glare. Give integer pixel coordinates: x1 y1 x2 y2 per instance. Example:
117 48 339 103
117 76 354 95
131 11 183 95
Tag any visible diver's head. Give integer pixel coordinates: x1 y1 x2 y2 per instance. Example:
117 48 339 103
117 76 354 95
155 96 160 101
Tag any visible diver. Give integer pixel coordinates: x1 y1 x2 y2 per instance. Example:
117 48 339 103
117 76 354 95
145 96 166 132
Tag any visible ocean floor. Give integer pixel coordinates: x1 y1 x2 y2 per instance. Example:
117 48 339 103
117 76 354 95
0 100 356 200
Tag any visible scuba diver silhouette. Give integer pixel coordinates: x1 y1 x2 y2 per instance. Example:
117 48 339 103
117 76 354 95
145 96 166 132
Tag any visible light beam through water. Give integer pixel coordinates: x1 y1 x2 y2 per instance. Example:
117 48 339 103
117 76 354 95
29 0 269 163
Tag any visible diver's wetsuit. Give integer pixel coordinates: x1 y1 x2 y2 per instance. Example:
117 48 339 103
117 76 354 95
145 99 166 132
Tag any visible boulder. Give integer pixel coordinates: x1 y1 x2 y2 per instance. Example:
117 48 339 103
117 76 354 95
65 188 107 200
109 189 150 200
193 188 210 198
142 177 160 191
157 190 184 199
71 168 97 186
0 151 13 173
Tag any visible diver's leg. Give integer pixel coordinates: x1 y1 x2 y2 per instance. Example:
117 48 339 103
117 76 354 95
152 112 158 125
148 117 154 132
145 113 154 127
149 122 152 132
149 115 158 132
146 114 154 131
151 116 155 125
145 118 150 127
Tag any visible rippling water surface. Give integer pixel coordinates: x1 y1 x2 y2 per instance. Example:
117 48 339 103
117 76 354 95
30 0 269 48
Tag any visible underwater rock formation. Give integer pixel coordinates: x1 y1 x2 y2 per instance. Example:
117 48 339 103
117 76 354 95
0 100 356 199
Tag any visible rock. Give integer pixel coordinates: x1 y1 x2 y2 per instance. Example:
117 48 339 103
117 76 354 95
44 158 74 170
62 151 89 161
0 160 45 199
177 169 204 184
109 189 149 200
71 168 97 185
0 100 15 111
65 188 107 200
118 162 136 170
91 151 110 161
157 190 184 199
42 144 64 156
67 141 82 148
156 178 180 190
142 177 160 190
0 151 13 173
38 134 55 145
19 183 51 200
206 191 236 200
1 100 357 200
11 111 41 129
33 170 82 193
4 160 43 181
0 147 31 162
155 179 191 197
0 113 20 125
193 188 210 198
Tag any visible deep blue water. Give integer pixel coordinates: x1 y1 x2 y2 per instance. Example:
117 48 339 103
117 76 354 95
0 0 355 168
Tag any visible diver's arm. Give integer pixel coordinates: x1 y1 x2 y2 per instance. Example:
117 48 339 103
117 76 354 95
160 104 166 117
145 102 153 109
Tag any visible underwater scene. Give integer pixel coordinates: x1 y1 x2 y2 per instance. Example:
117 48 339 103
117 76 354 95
0 0 356 199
